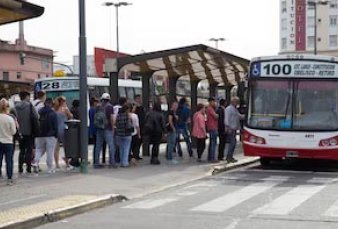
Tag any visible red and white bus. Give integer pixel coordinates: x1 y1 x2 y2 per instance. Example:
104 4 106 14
243 55 338 165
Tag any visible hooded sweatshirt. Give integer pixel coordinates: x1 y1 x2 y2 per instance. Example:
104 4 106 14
38 106 58 138
15 100 38 136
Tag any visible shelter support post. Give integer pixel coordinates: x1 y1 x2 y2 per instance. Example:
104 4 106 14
190 80 199 149
209 83 218 98
226 85 232 105
168 76 178 105
142 73 151 156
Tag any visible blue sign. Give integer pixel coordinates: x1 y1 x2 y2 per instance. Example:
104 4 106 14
250 62 261 77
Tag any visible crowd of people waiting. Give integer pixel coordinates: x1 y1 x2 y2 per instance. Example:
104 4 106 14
0 90 244 185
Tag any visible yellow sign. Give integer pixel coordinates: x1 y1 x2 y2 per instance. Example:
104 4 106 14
54 70 66 77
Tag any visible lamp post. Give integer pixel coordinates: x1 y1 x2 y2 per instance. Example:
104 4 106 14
79 0 88 173
209 38 226 49
103 2 132 58
103 2 131 103
308 0 330 55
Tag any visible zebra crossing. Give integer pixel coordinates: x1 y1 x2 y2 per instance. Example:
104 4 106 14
121 173 338 219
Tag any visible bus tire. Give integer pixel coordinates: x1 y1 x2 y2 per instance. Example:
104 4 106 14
260 157 271 167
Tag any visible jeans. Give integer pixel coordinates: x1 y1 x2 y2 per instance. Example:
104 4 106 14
92 135 107 164
166 131 176 160
176 127 193 157
116 136 132 166
94 129 116 166
131 135 141 159
18 135 34 172
207 130 218 161
196 138 206 159
0 143 14 179
226 130 237 159
218 133 227 160
34 137 57 170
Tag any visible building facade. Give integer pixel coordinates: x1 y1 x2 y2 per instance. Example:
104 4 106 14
0 22 53 84
280 0 338 56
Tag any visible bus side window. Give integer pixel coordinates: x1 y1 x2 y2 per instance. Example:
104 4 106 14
126 87 134 100
119 87 127 98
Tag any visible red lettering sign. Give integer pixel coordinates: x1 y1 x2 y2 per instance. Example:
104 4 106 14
296 0 306 51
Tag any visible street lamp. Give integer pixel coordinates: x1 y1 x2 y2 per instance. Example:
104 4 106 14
209 38 226 49
308 0 330 55
103 2 132 58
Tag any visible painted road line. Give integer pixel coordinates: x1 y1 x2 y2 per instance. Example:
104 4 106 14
122 198 178 209
323 199 338 217
0 194 47 207
254 184 326 215
191 176 287 213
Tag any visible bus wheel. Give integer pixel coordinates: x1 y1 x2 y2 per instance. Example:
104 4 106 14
260 157 271 167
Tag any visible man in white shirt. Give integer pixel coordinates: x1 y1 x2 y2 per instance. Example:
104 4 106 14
32 90 46 114
224 97 244 163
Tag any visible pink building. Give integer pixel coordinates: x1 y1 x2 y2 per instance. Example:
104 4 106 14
0 22 53 84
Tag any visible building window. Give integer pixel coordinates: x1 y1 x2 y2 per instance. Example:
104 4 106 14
308 36 315 48
281 38 287 50
281 1 287 13
16 72 21 79
330 15 337 27
331 0 337 8
330 35 338 47
281 18 287 30
3 72 9 81
38 74 41 79
308 16 315 27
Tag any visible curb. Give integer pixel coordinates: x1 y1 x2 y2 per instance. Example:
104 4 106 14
0 194 127 229
211 157 260 175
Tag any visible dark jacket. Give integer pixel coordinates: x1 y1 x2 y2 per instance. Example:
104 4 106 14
38 106 58 138
15 101 38 136
144 111 165 135
217 106 225 135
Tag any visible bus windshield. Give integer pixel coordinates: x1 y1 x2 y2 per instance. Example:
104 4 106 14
45 90 79 108
248 79 338 131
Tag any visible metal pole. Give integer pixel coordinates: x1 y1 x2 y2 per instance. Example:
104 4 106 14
116 5 119 58
79 0 88 173
314 2 317 55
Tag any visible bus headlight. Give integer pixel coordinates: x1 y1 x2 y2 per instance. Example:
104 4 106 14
319 136 338 147
243 130 266 145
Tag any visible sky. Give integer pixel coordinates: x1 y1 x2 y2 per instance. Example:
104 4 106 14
0 0 279 63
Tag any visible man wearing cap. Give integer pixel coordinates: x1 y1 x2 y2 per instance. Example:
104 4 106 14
94 93 117 168
206 97 219 163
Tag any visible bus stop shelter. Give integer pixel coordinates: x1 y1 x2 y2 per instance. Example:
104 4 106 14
0 0 44 25
107 44 249 113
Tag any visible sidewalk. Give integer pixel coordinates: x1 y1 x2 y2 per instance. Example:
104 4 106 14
0 142 258 229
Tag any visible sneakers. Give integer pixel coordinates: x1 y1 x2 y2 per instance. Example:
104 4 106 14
7 179 14 186
48 169 56 174
33 165 39 174
150 158 161 165
66 165 75 171
226 158 238 163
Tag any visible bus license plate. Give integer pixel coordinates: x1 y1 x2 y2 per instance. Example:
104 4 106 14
286 151 299 158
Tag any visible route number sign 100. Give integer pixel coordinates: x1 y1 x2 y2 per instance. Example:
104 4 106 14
263 64 292 75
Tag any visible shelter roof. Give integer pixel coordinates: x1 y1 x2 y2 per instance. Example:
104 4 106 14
118 44 249 86
0 0 44 25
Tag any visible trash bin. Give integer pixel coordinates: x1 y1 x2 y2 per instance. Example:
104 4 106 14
64 119 81 159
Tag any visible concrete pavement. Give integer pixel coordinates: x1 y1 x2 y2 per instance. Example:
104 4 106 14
0 142 258 229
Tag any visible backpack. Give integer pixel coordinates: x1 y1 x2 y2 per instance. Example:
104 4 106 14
115 113 134 136
94 105 108 129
